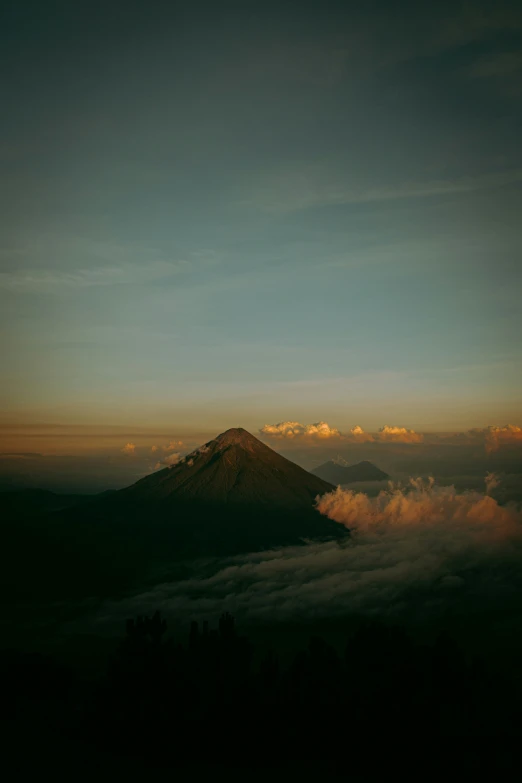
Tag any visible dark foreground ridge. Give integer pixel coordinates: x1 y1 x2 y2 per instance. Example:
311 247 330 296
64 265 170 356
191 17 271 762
3 611 520 776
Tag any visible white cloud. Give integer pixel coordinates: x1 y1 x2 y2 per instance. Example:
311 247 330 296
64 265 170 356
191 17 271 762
261 421 423 444
154 452 182 470
163 440 184 452
151 441 211 471
150 441 185 463
316 475 517 534
348 425 374 443
260 421 340 439
377 425 423 444
260 421 306 438
484 425 522 452
0 260 186 292
121 443 136 456
304 421 341 438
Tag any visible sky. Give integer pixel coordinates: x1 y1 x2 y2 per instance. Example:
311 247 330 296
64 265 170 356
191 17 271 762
1 0 522 462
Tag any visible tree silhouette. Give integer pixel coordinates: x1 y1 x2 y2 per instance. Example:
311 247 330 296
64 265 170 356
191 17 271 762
3 612 521 774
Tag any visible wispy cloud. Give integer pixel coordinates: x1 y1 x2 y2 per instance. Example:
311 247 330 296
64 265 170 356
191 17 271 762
238 167 522 214
0 260 187 292
154 451 181 470
0 233 200 293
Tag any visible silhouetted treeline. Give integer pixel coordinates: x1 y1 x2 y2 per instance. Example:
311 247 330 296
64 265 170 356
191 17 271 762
2 614 521 776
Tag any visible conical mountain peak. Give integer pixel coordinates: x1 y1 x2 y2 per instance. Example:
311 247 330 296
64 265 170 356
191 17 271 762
214 427 266 451
120 426 335 510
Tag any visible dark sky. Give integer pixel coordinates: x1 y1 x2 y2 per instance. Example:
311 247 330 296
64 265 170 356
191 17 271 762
1 0 521 441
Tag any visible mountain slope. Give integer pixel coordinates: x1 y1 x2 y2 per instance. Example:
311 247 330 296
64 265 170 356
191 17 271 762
311 460 389 485
0 488 88 520
120 427 335 510
8 429 345 604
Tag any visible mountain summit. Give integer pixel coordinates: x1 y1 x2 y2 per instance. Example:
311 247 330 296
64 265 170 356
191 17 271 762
214 427 260 449
312 459 389 485
121 427 335 510
42 427 346 595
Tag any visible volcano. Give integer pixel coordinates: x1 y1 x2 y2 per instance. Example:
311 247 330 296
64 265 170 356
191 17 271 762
311 460 389 485
37 428 344 600
120 427 335 509
104 426 344 556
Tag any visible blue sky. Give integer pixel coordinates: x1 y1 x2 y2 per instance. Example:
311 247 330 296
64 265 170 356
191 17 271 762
1 0 521 442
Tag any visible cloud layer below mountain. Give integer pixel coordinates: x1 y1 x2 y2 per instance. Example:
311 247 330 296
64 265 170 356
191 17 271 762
86 477 522 634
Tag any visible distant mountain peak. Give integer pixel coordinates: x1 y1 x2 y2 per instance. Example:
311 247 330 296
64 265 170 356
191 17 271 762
311 460 389 484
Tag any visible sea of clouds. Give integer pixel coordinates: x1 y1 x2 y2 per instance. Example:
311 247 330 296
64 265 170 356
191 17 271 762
86 475 522 636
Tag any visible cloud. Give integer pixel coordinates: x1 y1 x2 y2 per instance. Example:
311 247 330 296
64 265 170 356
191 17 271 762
185 444 210 458
260 421 424 445
260 421 308 438
448 425 522 452
154 452 182 470
377 425 423 444
151 442 210 472
316 475 518 535
485 472 500 494
0 260 186 292
304 421 341 438
348 425 374 443
239 167 522 215
260 421 341 439
121 443 136 456
87 476 522 634
150 440 184 455
164 440 184 452
164 452 182 466
258 420 522 458
484 425 522 453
